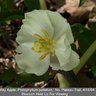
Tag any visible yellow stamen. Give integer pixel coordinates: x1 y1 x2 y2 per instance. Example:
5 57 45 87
39 52 49 60
42 30 49 37
32 30 56 60
33 34 43 40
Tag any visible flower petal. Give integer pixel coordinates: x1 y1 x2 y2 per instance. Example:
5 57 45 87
24 10 54 37
65 23 74 44
55 46 71 67
17 10 54 44
50 55 60 70
47 11 74 43
60 50 80 71
50 51 79 71
16 25 35 44
55 34 72 66
15 43 50 76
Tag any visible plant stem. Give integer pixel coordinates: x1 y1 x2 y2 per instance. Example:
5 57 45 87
57 70 79 88
39 0 47 10
56 73 70 88
73 40 96 74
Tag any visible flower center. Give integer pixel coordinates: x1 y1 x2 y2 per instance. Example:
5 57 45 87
32 31 56 60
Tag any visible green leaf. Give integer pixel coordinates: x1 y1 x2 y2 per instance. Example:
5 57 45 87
78 27 96 76
24 0 40 11
78 30 96 54
0 30 10 39
71 23 96 75
79 0 86 6
92 65 96 77
0 11 24 24
15 71 50 84
74 40 96 74
6 83 18 88
71 23 96 53
0 0 15 12
0 1 24 24
88 22 96 32
0 68 17 83
71 44 77 51
71 23 89 40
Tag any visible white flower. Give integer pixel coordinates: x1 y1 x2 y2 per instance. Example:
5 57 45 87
15 10 79 76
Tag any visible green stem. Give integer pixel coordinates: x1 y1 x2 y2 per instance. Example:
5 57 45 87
39 0 47 10
56 73 70 88
73 40 96 74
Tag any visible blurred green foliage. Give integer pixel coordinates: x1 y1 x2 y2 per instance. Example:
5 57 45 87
0 68 50 87
71 23 96 76
0 30 10 39
0 0 24 24
24 0 40 11
79 0 86 6
0 0 15 12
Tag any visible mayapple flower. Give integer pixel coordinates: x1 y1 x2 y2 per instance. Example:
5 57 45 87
15 10 79 76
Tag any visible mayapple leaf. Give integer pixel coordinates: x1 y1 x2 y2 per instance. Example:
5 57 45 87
79 0 86 6
0 11 24 24
0 68 17 83
88 22 96 32
71 23 96 75
92 65 96 77
15 71 50 84
71 23 89 40
0 0 15 13
24 0 40 11
71 23 96 53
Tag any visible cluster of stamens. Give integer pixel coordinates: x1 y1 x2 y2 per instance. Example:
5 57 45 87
32 30 56 60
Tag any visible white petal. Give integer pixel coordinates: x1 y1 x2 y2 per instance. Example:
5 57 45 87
16 22 43 44
50 55 60 70
55 46 71 67
55 34 70 48
50 51 79 71
24 10 54 37
16 27 33 44
47 11 74 43
55 34 72 66
60 51 80 71
15 43 50 76
17 10 54 44
65 23 74 44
